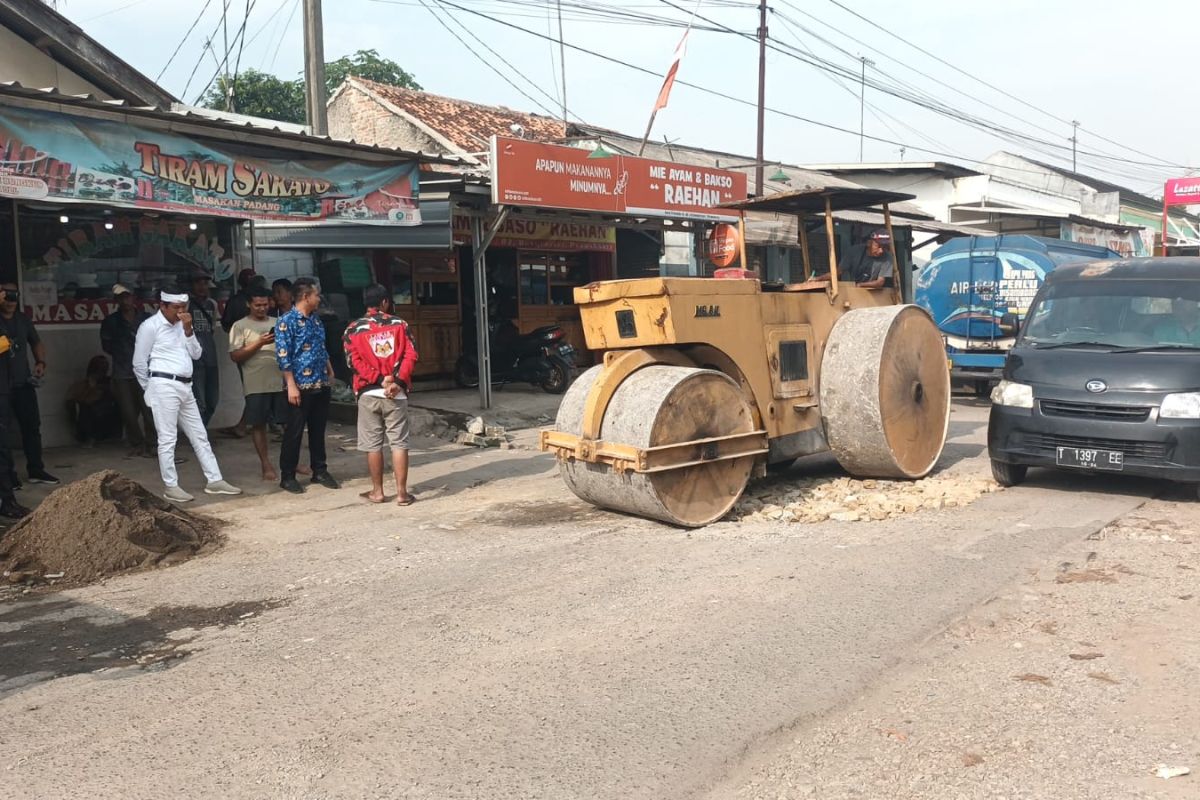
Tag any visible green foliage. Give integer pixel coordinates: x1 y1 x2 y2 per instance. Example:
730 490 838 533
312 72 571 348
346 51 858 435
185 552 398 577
201 69 308 124
324 49 422 93
200 50 419 124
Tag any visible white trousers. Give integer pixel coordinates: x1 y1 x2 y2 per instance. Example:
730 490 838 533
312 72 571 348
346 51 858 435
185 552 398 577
144 377 223 488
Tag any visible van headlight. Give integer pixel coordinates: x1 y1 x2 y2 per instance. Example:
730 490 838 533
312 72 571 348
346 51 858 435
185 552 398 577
991 380 1033 408
1160 392 1200 419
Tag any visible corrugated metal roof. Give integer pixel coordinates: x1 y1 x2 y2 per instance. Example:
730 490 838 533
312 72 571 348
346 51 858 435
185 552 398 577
0 82 466 165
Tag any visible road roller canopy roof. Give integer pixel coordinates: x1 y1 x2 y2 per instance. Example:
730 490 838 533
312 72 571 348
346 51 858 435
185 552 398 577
722 187 916 215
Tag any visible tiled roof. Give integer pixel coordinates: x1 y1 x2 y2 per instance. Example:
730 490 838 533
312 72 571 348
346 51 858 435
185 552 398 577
351 78 567 153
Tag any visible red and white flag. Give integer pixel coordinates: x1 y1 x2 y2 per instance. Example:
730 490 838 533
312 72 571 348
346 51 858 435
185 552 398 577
654 32 689 111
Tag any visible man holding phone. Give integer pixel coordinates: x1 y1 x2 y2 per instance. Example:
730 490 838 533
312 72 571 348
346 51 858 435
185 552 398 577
133 288 242 503
228 286 282 481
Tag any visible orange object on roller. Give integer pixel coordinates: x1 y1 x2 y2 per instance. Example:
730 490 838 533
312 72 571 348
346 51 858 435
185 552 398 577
713 268 759 280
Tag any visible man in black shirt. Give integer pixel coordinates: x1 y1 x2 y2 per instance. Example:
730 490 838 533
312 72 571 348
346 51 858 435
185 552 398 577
0 287 29 518
188 272 221 427
100 284 156 457
0 283 58 486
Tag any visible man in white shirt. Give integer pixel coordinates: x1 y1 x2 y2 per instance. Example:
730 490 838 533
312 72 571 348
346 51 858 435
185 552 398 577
133 289 242 503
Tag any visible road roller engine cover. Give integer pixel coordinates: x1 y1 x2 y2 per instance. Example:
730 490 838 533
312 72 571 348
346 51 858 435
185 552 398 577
539 188 952 527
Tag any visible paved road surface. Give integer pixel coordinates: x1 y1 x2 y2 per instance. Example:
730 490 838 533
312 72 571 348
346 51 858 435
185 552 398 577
0 400 1157 798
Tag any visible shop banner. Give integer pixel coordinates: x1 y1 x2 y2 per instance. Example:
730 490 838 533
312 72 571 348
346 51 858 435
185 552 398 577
1061 222 1145 258
0 105 421 223
491 136 745 222
452 214 615 252
1164 177 1200 207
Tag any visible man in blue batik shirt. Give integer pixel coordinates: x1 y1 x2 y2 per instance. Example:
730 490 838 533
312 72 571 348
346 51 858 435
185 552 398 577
274 277 340 495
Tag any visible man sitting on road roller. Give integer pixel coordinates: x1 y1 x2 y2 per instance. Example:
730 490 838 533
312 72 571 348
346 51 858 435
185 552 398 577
810 229 895 289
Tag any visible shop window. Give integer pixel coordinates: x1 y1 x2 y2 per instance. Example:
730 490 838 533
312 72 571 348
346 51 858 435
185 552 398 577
520 259 549 305
520 253 587 306
16 207 244 320
413 254 459 306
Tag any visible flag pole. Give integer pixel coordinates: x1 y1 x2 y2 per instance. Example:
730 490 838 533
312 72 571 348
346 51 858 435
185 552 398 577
637 111 659 157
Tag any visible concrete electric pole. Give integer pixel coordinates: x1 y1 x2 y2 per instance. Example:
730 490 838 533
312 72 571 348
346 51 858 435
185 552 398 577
859 56 874 162
1070 120 1080 172
755 0 767 196
303 0 328 135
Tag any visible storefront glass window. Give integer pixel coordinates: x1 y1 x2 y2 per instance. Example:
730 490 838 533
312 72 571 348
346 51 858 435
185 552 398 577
520 253 586 306
16 206 245 323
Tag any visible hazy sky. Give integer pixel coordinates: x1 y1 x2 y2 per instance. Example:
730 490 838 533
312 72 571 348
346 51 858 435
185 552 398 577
57 0 1199 193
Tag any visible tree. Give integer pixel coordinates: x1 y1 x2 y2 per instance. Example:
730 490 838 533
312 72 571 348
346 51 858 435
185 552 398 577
200 51 419 124
201 69 308 124
324 49 421 94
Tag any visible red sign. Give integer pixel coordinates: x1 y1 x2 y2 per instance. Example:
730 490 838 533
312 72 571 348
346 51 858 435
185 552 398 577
491 137 746 222
1164 177 1200 207
706 223 741 267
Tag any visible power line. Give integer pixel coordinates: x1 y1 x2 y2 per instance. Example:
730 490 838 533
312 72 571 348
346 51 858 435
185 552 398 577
417 0 562 119
269 0 301 71
419 0 1191 185
192 0 262 104
435 0 585 119
653 0 1188 176
821 0 1187 170
156 0 218 82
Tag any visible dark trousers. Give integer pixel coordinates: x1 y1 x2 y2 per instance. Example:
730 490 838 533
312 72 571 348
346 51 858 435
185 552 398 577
191 362 220 427
280 387 330 480
9 383 43 476
112 377 156 448
0 393 15 501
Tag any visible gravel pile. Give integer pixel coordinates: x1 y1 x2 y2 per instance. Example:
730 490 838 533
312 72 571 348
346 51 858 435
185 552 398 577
734 473 1000 523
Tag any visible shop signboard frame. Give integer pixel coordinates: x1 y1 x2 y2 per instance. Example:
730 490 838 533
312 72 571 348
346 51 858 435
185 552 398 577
0 104 422 224
490 136 746 223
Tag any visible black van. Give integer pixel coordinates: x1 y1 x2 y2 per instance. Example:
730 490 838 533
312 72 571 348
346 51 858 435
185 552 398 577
988 257 1200 495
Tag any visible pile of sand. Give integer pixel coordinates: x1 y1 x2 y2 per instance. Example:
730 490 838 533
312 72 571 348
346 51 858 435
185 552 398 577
0 470 223 587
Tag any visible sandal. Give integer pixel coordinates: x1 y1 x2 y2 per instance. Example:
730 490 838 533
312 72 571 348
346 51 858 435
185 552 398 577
359 491 385 505
396 494 416 506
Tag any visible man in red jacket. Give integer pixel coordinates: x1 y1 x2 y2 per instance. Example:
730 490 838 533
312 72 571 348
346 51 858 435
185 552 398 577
344 284 419 505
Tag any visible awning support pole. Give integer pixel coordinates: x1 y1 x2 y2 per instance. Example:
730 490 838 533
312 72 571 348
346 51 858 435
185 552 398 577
797 213 811 279
883 203 903 304
824 196 838 301
471 205 510 410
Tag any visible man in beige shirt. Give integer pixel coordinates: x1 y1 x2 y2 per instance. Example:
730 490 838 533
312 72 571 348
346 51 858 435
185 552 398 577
228 287 283 481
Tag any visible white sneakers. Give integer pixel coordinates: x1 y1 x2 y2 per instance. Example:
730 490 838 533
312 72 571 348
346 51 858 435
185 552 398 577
163 486 194 503
163 481 243 503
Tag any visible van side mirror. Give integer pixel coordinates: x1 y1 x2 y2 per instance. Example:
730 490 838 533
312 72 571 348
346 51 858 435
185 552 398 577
999 312 1021 335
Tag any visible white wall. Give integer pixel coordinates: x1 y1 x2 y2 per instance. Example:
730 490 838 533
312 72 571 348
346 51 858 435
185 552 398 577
0 27 109 96
37 324 243 449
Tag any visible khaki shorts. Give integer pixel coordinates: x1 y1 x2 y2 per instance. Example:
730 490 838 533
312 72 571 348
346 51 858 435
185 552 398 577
357 394 410 452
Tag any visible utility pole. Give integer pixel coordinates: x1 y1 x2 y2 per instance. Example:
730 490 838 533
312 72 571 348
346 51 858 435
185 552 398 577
755 0 767 195
556 0 568 129
303 0 329 135
859 56 874 162
1070 120 1080 172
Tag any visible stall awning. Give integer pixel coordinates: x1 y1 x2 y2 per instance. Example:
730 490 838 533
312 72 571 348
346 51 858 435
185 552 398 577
743 210 991 246
253 201 453 250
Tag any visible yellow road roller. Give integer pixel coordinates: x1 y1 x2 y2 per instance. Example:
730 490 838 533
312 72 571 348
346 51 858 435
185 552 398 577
540 187 951 526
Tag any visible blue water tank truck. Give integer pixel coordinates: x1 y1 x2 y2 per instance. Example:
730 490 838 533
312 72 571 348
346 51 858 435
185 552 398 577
915 235 1123 395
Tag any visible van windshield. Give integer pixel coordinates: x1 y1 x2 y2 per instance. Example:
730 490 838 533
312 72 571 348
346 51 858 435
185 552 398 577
1021 279 1200 350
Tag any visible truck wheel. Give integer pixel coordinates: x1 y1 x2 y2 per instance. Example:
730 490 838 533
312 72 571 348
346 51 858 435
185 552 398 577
991 459 1027 487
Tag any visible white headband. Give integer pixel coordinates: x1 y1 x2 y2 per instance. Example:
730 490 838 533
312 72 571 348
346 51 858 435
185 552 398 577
161 292 189 304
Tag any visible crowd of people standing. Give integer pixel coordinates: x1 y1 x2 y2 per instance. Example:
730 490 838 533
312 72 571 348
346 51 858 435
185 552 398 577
0 270 419 518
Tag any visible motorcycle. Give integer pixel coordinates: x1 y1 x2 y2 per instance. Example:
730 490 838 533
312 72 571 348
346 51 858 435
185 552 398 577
455 317 575 394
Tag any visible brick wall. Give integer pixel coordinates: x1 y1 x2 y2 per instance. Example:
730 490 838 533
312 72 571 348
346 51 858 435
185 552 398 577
328 87 445 154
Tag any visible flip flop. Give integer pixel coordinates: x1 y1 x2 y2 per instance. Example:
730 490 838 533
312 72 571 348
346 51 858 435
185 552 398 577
396 494 416 506
359 491 385 505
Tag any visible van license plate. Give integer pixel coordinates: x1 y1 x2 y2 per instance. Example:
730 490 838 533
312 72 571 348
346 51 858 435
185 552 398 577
1056 446 1124 471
